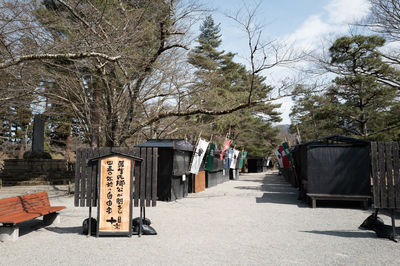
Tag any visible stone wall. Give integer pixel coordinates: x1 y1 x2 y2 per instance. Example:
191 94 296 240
0 159 74 187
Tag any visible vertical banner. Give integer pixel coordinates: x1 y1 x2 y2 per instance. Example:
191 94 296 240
225 148 233 169
239 151 247 169
279 145 290 168
220 139 232 160
190 138 209 174
275 149 283 168
282 142 293 164
230 149 240 169
98 155 132 236
205 142 216 171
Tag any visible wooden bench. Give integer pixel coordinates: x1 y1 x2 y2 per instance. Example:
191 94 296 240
307 193 371 209
0 192 66 241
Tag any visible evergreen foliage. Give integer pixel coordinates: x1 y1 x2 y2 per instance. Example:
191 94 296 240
291 35 400 141
186 15 280 156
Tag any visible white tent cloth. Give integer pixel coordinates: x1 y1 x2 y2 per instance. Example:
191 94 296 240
189 138 209 174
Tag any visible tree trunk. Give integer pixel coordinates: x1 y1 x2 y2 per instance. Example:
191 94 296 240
18 139 25 159
65 133 71 162
90 83 100 148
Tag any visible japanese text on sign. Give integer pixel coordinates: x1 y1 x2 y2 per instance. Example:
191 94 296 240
99 156 131 233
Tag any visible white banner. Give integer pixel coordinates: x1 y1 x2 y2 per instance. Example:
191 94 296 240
190 138 209 174
230 149 240 169
275 149 283 168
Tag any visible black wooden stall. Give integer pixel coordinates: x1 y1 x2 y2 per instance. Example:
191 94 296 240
137 139 194 201
206 157 225 188
247 157 264 173
292 135 372 208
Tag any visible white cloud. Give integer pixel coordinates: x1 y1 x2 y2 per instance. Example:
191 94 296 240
325 0 371 24
286 0 371 52
274 0 372 125
286 15 332 51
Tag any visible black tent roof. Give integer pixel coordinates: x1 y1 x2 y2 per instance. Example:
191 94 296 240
297 134 370 147
136 139 194 151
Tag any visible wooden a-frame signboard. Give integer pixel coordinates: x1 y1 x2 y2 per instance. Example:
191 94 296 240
93 153 142 237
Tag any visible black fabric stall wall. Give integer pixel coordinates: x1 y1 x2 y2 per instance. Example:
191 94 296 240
307 145 371 195
206 157 224 188
157 148 173 201
171 149 191 199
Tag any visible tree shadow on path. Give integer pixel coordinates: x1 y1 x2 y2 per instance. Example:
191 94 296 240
235 173 307 207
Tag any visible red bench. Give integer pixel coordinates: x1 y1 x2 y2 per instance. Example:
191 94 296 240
0 192 66 241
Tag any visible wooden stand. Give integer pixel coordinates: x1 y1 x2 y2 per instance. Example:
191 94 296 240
307 193 371 209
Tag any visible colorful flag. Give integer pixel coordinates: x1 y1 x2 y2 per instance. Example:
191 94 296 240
282 142 293 163
220 139 232 160
279 145 290 168
239 151 247 169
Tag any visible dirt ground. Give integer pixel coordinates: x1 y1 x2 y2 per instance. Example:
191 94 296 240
1 171 400 266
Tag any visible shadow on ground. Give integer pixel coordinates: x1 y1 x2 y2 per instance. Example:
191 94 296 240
238 173 381 210
45 226 82 234
235 174 307 207
301 230 377 239
18 219 45 237
16 218 82 237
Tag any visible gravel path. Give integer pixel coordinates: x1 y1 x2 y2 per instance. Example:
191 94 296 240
1 171 399 266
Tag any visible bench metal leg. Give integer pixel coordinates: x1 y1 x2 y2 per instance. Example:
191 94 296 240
362 200 368 210
43 213 60 226
311 198 316 208
0 225 19 242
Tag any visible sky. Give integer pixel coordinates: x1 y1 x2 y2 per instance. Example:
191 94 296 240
197 0 372 124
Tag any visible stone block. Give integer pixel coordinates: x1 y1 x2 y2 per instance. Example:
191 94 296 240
0 226 19 242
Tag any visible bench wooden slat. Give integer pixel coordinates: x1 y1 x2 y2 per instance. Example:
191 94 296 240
0 192 66 225
307 193 372 199
0 213 40 224
25 206 66 216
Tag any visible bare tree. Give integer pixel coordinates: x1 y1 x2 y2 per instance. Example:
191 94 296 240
368 0 400 41
1 0 302 148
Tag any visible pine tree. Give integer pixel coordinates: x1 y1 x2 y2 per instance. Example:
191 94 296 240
290 35 400 141
186 15 281 156
328 35 400 139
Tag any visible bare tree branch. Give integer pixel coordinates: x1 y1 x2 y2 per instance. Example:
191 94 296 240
0 52 121 69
